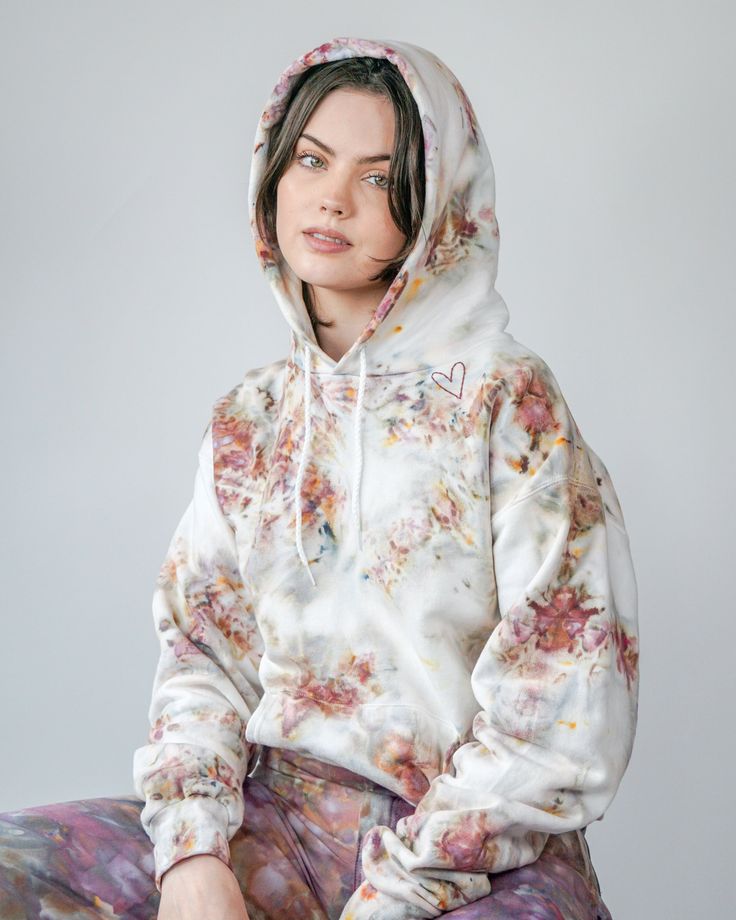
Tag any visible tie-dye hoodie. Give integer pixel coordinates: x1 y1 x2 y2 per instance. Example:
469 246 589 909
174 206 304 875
132 36 639 918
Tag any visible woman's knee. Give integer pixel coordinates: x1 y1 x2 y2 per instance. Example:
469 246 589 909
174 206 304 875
0 795 159 920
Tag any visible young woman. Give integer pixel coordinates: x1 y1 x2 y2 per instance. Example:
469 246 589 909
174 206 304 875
0 37 639 920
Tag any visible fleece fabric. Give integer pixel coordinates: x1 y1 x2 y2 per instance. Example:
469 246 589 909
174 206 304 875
132 36 639 918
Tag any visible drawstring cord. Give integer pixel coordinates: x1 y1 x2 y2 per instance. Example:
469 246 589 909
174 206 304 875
352 345 366 552
294 342 316 587
294 340 367 586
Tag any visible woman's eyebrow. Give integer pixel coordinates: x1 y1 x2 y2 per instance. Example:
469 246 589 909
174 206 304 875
298 133 391 164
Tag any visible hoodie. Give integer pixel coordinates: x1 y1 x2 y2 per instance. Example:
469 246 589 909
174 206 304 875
132 36 639 918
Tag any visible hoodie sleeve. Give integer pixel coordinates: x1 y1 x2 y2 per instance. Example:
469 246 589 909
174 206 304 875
340 360 640 920
132 421 264 892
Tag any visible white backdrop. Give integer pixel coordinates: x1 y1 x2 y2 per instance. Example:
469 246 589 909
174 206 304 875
1 2 733 917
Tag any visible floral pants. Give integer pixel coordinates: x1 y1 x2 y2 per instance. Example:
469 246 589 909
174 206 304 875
0 746 613 919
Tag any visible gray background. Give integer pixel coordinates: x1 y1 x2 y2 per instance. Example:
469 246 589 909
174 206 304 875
1 2 733 917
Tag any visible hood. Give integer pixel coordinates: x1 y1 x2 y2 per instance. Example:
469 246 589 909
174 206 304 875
247 36 512 586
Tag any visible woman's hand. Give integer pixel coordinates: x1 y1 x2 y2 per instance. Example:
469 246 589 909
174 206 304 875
157 853 251 920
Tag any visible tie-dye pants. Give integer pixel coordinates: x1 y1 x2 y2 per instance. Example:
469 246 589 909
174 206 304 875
0 745 613 919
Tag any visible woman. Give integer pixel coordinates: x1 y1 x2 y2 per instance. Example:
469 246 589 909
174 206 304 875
0 37 639 920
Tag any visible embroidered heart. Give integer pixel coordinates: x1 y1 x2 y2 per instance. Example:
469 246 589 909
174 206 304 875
431 361 466 399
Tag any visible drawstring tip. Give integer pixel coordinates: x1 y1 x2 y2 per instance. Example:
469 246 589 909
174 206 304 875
306 566 317 587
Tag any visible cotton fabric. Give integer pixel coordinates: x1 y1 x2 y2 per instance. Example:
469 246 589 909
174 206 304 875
119 33 642 918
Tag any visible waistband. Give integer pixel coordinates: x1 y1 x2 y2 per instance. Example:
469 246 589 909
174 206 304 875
252 744 395 796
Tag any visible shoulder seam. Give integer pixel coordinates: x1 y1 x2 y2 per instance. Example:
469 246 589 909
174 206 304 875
491 474 599 521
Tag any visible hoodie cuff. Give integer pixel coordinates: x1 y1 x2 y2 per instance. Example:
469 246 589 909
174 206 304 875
149 796 233 892
342 824 492 918
339 881 438 920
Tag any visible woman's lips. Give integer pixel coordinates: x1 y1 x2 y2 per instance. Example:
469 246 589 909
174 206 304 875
303 231 352 254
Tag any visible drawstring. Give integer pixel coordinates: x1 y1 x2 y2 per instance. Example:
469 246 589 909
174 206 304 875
352 345 367 552
294 340 367 586
294 341 316 587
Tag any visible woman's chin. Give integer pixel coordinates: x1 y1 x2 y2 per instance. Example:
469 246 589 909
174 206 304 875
294 271 356 292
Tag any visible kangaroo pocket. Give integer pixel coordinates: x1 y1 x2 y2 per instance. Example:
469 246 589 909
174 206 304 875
245 690 461 805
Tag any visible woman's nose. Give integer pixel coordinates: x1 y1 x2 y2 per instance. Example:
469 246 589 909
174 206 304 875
321 199 344 215
320 172 352 215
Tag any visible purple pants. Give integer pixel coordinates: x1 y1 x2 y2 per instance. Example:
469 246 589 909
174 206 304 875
0 746 613 919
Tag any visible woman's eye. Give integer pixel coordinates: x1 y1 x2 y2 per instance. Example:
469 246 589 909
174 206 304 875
366 173 389 189
295 151 388 190
295 151 324 169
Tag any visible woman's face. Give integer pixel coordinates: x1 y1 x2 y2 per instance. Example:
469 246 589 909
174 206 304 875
275 88 407 301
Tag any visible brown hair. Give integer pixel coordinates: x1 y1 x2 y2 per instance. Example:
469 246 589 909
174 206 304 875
254 57 426 328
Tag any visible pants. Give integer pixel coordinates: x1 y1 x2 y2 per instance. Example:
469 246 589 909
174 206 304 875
0 745 613 919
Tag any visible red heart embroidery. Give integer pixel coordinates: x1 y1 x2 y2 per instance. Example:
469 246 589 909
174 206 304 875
431 361 466 399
